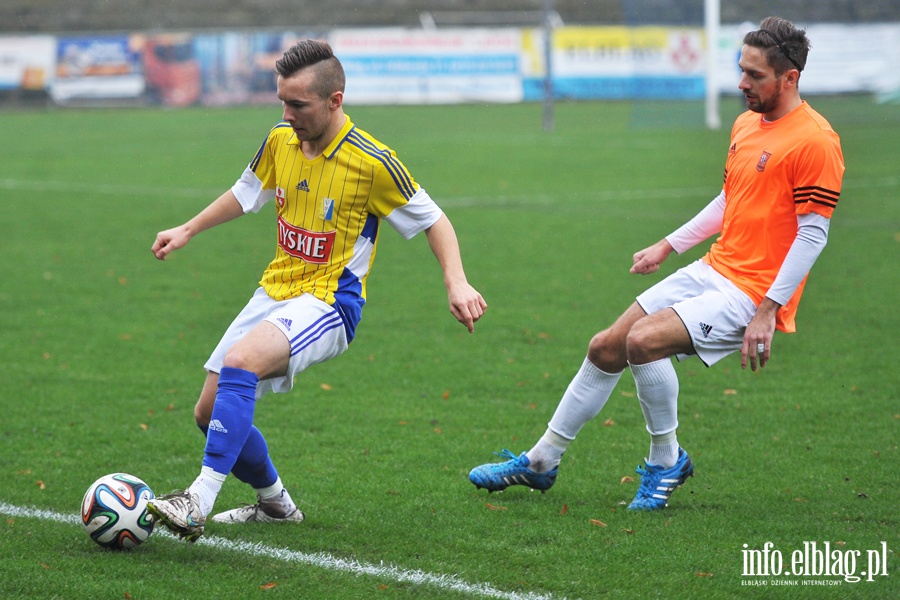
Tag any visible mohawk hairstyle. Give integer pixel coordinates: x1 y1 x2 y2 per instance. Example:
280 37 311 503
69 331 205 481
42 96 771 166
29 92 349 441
275 39 346 98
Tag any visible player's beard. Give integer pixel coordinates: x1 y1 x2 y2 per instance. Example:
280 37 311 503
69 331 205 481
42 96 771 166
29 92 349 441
746 81 783 115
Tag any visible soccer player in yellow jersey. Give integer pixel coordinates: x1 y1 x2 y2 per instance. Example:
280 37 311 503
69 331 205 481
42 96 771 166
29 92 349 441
146 40 487 541
470 17 844 510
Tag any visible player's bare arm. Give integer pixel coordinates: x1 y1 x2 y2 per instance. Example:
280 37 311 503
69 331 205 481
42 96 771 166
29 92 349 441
424 214 488 333
631 238 675 275
741 297 780 371
151 190 245 261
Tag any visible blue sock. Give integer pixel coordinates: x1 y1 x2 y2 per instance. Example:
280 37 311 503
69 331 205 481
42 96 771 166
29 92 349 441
197 422 279 489
202 367 259 476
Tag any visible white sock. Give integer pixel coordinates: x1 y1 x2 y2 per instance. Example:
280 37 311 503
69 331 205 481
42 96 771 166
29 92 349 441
525 358 622 472
648 431 679 469
526 429 570 473
256 477 296 509
190 466 227 517
547 357 622 439
630 359 680 469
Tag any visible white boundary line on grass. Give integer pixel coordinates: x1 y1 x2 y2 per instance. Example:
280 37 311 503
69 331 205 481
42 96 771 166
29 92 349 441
0 501 566 600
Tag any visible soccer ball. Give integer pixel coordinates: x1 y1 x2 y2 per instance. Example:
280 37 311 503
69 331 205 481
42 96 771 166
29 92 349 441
81 473 155 550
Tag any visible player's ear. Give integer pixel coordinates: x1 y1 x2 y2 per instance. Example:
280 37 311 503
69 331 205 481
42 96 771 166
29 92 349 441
328 90 343 111
783 68 800 88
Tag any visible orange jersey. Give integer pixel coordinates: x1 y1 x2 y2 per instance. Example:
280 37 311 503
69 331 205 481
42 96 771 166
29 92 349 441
704 101 844 332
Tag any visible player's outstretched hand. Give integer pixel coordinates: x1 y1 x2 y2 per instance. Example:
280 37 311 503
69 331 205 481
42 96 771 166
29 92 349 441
448 283 488 333
151 225 192 261
631 239 675 275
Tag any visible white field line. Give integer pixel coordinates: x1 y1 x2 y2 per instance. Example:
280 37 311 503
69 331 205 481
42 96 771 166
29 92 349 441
0 501 567 600
1 176 896 209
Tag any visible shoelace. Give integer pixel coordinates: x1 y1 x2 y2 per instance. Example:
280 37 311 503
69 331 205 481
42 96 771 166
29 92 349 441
493 448 519 461
634 465 660 495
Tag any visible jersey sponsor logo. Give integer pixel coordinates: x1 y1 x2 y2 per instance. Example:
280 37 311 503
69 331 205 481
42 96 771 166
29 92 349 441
756 151 772 172
296 179 310 192
319 197 334 221
276 186 286 207
277 216 335 264
277 317 293 331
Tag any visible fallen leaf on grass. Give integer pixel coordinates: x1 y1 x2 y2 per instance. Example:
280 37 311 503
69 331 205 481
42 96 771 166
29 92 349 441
695 572 714 578
36 481 46 490
620 476 634 484
603 419 615 427
724 389 737 395
320 383 333 391
560 504 568 515
621 528 634 534
259 582 277 590
442 389 450 400
124 593 133 600
40 562 51 570
589 519 607 527
486 503 507 511
140 423 148 431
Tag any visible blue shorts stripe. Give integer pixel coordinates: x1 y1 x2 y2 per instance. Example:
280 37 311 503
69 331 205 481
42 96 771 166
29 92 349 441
289 311 344 356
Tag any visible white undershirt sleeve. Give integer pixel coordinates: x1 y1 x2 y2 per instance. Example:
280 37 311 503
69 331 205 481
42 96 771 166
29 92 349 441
766 212 830 306
383 188 444 239
231 166 276 214
664 190 726 254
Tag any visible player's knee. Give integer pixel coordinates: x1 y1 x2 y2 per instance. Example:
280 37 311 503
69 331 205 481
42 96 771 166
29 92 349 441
221 345 263 373
625 321 657 364
587 330 627 372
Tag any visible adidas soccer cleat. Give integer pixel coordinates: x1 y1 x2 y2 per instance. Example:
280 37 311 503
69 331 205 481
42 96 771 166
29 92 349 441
146 490 205 542
468 449 558 493
211 495 305 524
627 447 694 511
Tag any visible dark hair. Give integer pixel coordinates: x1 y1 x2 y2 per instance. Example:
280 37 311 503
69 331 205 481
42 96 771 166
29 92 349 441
275 39 345 98
743 16 810 75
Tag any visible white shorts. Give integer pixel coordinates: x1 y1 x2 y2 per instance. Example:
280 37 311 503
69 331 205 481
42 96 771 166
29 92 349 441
636 260 757 366
205 288 349 398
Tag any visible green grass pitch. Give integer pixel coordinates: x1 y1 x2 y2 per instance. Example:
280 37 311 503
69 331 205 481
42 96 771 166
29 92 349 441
0 97 897 599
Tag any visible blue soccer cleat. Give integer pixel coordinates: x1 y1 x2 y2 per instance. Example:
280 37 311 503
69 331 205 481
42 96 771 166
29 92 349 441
469 449 558 493
627 447 694 511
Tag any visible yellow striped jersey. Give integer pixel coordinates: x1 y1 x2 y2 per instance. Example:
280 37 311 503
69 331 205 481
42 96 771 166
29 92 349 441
231 115 443 341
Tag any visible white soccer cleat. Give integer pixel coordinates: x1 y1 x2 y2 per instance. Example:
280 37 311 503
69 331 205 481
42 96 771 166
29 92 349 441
211 495 305 524
146 490 205 542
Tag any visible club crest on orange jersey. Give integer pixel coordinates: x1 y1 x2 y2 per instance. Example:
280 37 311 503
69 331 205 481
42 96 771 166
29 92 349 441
756 151 772 172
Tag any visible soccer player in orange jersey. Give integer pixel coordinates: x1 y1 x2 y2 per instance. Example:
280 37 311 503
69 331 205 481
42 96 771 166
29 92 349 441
469 17 843 510
146 40 487 541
